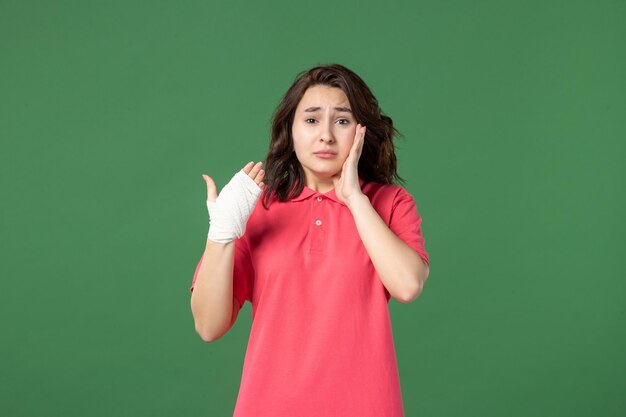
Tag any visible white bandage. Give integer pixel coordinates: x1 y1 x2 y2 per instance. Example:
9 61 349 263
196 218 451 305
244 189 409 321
207 169 262 244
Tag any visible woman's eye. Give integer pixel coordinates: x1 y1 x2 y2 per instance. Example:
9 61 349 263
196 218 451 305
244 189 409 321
305 118 350 124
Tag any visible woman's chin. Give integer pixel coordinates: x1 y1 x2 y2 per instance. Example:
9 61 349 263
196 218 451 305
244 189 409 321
304 168 341 182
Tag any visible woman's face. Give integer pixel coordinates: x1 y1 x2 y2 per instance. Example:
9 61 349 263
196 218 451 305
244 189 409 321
291 85 357 186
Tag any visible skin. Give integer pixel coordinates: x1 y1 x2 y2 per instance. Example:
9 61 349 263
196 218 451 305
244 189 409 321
194 161 264 342
200 85 429 304
291 84 359 195
290 85 429 302
202 161 265 203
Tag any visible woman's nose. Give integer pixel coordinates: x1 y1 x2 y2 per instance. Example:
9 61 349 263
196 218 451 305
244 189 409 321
320 124 335 143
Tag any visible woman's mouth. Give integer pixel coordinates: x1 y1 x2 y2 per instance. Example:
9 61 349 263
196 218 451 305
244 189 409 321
314 151 337 159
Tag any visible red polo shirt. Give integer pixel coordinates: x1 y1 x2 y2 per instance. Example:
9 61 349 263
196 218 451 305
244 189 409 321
190 179 429 416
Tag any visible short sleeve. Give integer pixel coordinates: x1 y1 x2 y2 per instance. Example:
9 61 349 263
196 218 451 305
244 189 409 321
232 236 254 306
388 187 430 268
188 237 254 307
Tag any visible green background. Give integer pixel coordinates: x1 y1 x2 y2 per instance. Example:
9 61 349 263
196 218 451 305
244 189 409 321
1 1 624 416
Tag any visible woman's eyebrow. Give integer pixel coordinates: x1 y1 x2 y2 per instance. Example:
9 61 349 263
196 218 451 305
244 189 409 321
304 106 352 113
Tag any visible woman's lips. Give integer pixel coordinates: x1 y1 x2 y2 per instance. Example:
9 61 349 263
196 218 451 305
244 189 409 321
314 151 337 159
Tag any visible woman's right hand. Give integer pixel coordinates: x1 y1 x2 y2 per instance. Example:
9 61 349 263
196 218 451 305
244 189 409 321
202 162 265 244
202 161 265 202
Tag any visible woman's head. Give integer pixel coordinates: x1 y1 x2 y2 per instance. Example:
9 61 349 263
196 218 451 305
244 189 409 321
262 63 403 208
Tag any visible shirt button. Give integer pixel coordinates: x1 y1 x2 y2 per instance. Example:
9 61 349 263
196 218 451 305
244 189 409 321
316 196 322 202
315 219 322 226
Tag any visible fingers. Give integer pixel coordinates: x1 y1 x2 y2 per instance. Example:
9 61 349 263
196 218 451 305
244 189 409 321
347 124 366 162
355 124 366 153
256 171 265 187
202 174 218 202
242 161 255 174
357 125 366 155
204 161 264 201
245 161 265 186
248 161 262 178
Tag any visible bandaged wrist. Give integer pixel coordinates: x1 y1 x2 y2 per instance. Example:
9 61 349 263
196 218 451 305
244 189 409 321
207 169 262 244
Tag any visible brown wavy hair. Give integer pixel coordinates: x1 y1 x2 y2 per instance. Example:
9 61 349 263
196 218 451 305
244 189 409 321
261 63 405 209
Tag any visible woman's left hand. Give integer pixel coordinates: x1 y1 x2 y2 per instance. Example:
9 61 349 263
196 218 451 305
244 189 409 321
333 123 366 206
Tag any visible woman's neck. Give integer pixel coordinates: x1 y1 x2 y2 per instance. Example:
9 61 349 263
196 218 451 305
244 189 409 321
304 177 335 194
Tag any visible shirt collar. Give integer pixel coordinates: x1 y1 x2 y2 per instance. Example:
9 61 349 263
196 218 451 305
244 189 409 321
291 178 366 205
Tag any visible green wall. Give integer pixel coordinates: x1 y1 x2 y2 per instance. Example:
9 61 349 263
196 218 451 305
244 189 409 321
1 1 624 416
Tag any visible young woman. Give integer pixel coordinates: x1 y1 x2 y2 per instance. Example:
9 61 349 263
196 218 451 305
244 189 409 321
190 63 430 417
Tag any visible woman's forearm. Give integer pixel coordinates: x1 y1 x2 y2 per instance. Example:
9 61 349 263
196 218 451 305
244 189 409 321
190 240 237 342
346 194 429 303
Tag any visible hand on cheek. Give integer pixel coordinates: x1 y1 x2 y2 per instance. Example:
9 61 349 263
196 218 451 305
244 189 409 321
333 123 366 205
